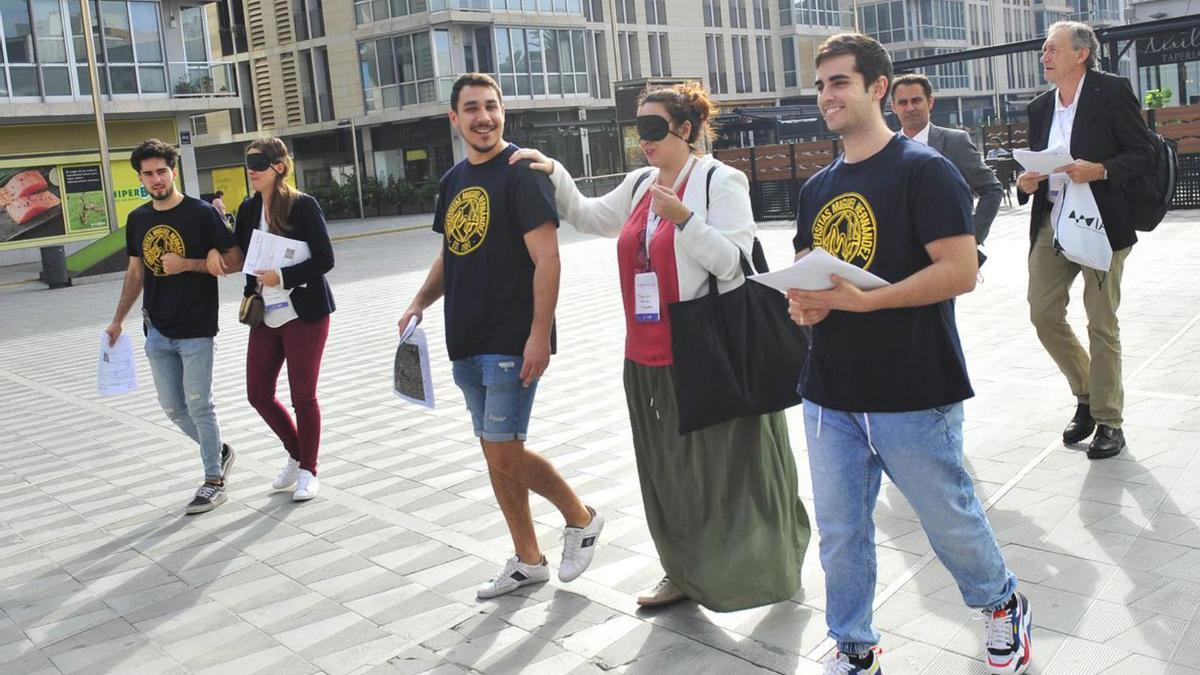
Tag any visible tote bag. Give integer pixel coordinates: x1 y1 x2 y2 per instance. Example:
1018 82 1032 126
1051 180 1113 272
668 243 808 435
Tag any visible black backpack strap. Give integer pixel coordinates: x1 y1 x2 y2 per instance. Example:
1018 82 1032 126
630 168 653 206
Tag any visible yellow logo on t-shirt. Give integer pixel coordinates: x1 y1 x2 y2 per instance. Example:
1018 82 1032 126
142 224 186 276
444 186 490 256
812 192 877 270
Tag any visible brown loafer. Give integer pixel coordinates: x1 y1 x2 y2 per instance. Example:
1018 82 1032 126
637 576 687 607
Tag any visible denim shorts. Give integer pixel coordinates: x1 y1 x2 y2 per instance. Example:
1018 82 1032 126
451 354 539 442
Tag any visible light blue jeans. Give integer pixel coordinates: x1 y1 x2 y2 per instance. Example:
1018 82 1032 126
145 326 224 480
803 400 1017 655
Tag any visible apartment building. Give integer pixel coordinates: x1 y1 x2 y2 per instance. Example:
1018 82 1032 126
0 0 240 256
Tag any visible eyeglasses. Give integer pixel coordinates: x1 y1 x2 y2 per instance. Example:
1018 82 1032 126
246 154 273 172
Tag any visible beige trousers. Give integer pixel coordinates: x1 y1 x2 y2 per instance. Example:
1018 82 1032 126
1027 213 1131 427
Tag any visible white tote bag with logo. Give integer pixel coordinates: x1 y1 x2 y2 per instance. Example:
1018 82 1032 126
1051 179 1113 272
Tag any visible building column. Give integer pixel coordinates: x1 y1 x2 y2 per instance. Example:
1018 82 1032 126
450 124 467 164
175 113 201 197
362 126 377 180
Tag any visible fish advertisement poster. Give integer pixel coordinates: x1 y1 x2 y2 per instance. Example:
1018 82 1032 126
0 166 65 242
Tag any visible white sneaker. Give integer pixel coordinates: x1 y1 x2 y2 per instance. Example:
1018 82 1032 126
559 506 604 582
293 469 319 501
272 457 300 490
477 555 549 599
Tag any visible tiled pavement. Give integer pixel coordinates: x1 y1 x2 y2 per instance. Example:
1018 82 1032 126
2 201 1200 674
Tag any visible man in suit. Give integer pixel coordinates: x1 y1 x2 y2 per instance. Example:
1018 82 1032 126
1016 21 1153 459
891 73 1004 266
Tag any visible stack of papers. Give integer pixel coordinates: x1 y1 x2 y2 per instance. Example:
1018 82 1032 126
749 247 889 293
394 316 435 408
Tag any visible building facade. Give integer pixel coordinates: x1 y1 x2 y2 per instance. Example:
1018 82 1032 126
0 0 240 257
187 0 1143 207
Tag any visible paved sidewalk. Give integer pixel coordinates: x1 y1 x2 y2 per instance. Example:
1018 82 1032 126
1 202 1199 674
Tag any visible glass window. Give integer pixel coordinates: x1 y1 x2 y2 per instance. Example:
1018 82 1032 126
101 1 133 62
130 2 161 63
434 28 451 75
1 0 35 62
544 28 560 94
109 64 136 92
10 65 40 95
528 28 544 94
359 41 378 90
32 0 67 63
138 64 165 92
180 5 206 62
377 37 396 86
0 69 7 95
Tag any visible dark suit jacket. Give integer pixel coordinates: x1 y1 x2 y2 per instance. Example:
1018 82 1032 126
928 124 1004 245
235 192 336 321
1017 70 1154 251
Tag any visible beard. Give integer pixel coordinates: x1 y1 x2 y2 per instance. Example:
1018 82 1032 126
148 185 176 201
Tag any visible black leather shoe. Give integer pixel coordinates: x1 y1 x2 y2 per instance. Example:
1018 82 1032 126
1088 425 1125 459
1063 404 1096 444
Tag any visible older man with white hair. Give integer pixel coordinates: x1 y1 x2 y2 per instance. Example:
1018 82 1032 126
1016 21 1154 459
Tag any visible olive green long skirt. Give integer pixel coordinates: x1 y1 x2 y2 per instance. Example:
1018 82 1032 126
623 359 810 612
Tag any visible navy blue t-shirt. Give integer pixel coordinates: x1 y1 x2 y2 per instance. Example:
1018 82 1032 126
792 134 975 412
125 196 236 339
433 143 559 361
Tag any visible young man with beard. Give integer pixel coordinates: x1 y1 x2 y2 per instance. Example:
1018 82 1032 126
786 35 1032 674
106 139 242 514
399 73 603 599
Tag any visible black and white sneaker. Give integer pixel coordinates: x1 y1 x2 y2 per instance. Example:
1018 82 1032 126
476 555 550 600
984 592 1032 674
559 506 604 582
220 443 236 480
186 482 227 515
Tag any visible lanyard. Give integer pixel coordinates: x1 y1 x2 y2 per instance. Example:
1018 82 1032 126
644 155 696 264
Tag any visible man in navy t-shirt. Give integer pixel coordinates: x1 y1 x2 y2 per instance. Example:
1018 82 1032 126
399 74 602 600
786 35 1033 675
105 139 243 516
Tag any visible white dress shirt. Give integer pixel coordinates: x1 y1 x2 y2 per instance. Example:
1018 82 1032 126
1047 71 1086 203
910 122 932 146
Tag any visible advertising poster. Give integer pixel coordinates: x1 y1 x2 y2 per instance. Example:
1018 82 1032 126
0 166 65 242
212 165 249 219
62 165 109 233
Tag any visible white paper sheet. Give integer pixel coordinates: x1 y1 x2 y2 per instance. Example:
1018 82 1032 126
1013 148 1075 175
394 319 434 408
242 229 311 276
749 247 889 293
97 332 138 396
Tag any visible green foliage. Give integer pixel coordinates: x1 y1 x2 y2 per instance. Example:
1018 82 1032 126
1144 88 1173 109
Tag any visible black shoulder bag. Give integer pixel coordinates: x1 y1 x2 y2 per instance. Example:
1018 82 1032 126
664 165 808 434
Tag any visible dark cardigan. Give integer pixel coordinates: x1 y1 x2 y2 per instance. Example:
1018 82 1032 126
234 192 336 320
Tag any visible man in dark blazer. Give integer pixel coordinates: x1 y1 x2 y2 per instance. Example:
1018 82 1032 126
1016 21 1154 459
891 73 1004 266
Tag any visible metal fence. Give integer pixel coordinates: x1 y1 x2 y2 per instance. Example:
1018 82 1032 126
576 105 1200 222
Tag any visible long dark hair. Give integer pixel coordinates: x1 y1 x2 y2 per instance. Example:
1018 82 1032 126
247 137 297 234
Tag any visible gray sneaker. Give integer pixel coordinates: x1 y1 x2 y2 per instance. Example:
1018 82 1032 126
186 482 227 515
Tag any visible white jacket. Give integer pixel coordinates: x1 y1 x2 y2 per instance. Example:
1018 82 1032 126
548 154 756 302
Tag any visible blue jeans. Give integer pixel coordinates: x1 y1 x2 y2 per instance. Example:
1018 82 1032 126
451 355 538 442
803 400 1017 655
145 326 224 480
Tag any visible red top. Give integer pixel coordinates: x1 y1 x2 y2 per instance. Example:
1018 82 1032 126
616 177 690 366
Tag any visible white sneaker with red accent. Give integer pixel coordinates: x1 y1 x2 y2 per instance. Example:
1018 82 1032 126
984 592 1032 674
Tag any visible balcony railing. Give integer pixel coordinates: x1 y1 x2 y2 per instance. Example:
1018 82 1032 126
169 62 238 98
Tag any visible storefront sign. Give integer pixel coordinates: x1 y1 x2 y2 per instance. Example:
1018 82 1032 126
212 166 249 219
1137 28 1200 68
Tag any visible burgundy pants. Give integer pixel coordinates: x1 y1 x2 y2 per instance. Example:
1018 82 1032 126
246 315 329 475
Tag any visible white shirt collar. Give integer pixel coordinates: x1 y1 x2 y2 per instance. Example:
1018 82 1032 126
1054 70 1086 114
911 122 932 146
